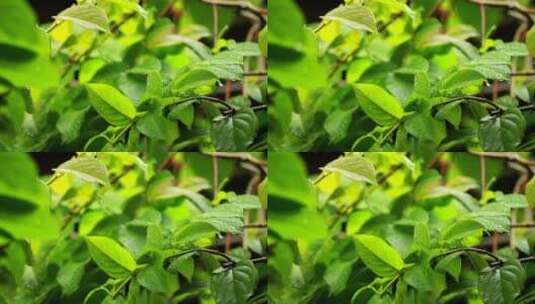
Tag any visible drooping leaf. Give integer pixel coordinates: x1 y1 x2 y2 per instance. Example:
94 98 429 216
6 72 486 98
478 260 525 304
526 177 535 208
86 83 137 126
526 26 535 56
211 108 258 152
479 109 525 152
211 259 258 304
85 236 137 279
354 84 404 126
322 154 376 184
322 4 377 33
55 156 109 185
354 234 405 277
55 4 109 32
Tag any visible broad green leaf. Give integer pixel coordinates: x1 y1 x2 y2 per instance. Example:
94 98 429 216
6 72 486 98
442 219 484 242
404 114 446 145
322 4 377 32
526 26 535 56
136 111 179 144
196 204 244 234
211 259 258 304
136 254 172 293
0 155 59 239
322 154 376 184
55 156 109 185
169 101 195 129
268 0 306 51
440 69 484 92
198 51 244 80
211 108 258 152
479 260 525 304
228 194 261 209
86 83 137 126
354 84 404 126
58 261 88 296
0 0 42 53
0 153 43 206
174 222 217 245
495 193 528 208
479 109 525 152
525 176 535 208
268 152 316 207
85 236 137 279
435 253 461 281
168 253 195 282
55 4 109 32
354 234 405 277
173 69 217 93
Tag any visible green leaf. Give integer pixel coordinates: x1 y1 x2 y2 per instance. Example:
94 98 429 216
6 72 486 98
435 253 461 281
479 109 525 152
525 177 535 208
0 0 42 53
211 259 258 304
268 0 306 51
228 194 261 209
526 26 535 56
58 261 88 296
196 204 244 234
268 152 316 207
440 69 484 92
173 69 217 93
404 114 446 145
55 156 109 185
85 236 137 279
136 254 172 293
136 111 179 144
354 234 405 277
322 4 377 32
86 83 137 126
479 260 526 304
322 154 376 184
55 4 109 32
211 108 258 152
168 254 195 282
354 84 404 126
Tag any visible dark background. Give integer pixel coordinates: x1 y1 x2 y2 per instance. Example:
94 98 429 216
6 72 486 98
30 0 74 22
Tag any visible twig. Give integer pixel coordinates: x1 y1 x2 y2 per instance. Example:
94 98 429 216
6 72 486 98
200 0 267 20
511 223 535 228
467 0 535 21
166 96 236 113
244 224 267 229
434 96 503 112
212 2 219 46
490 255 535 267
201 152 267 171
432 247 505 264
165 248 236 266
468 152 535 168
244 71 267 77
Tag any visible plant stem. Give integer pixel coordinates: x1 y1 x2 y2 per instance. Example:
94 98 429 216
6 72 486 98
433 248 505 264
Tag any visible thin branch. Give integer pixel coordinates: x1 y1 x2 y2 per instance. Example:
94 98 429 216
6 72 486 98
165 248 236 266
467 0 535 21
434 96 503 112
244 71 267 77
201 152 267 172
511 223 535 228
244 224 267 229
166 96 236 112
200 0 267 20
433 248 505 264
468 152 535 167
490 256 535 267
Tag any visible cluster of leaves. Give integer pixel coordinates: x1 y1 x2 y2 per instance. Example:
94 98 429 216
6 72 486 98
0 152 267 303
269 0 535 152
0 0 267 152
269 152 535 303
